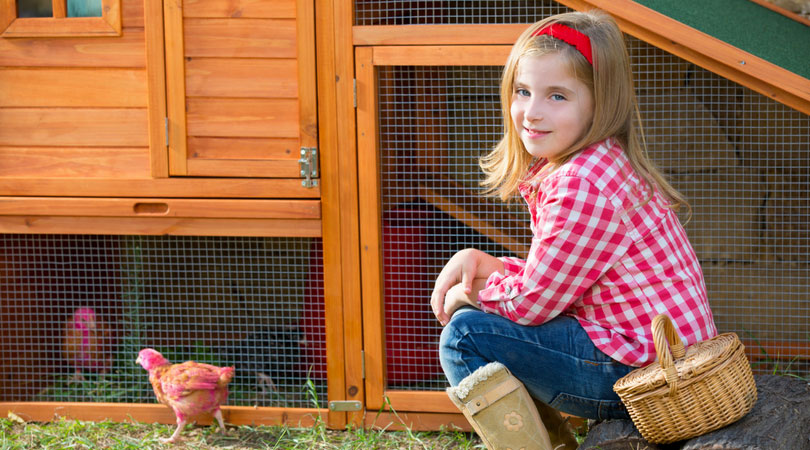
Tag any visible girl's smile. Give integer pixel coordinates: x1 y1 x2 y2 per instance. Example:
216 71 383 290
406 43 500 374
510 52 594 161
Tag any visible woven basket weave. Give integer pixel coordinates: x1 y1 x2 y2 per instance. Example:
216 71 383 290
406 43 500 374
613 315 757 444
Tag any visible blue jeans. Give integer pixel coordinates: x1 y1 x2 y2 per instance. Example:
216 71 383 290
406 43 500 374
439 307 633 420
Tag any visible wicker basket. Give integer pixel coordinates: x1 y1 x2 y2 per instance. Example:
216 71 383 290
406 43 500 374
613 315 757 444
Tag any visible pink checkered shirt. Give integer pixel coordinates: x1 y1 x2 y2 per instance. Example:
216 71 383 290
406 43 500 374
478 138 717 367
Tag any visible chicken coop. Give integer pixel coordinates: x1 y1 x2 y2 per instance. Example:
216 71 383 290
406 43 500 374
1 0 809 432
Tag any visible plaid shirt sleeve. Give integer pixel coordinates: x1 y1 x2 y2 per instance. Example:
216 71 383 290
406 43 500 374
478 175 633 326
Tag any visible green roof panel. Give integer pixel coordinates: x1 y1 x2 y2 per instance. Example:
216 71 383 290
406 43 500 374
635 0 810 80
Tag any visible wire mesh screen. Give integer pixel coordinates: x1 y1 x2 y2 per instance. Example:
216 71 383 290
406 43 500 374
355 0 570 25
377 37 810 391
0 235 327 408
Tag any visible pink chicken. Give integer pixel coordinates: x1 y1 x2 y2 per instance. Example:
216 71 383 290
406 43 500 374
62 307 113 382
136 348 235 443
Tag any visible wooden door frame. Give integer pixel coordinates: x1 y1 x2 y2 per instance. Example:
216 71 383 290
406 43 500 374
355 45 510 421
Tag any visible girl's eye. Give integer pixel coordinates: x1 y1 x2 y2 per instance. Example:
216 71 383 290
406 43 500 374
516 88 530 97
550 93 566 101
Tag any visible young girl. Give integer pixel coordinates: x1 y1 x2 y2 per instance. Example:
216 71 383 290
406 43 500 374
432 10 717 449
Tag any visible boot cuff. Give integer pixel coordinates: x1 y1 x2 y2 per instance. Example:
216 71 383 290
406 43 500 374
447 361 506 400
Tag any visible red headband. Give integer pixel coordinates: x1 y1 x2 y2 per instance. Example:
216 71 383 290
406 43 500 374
531 24 593 66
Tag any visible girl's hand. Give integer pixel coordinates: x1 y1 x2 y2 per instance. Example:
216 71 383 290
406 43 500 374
431 249 503 325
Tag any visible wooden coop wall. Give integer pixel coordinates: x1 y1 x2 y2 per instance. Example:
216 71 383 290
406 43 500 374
0 0 345 429
352 0 810 427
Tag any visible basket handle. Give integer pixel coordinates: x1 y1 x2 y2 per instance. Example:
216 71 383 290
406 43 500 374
652 314 686 396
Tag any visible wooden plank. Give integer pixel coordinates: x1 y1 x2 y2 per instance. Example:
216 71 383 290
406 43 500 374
0 147 150 178
384 390 457 414
186 159 301 178
353 24 524 45
122 0 144 29
355 46 386 413
0 178 320 198
186 98 299 138
143 0 168 177
0 108 148 147
183 0 297 19
184 18 296 58
1 403 326 427
53 0 67 18
297 0 318 150
332 0 364 428
163 0 187 175
314 0 347 430
0 216 322 237
371 45 510 66
0 68 147 107
185 58 298 98
2 16 119 38
555 0 810 115
188 137 298 161
365 411 471 432
0 197 321 219
0 0 14 35
0 30 145 67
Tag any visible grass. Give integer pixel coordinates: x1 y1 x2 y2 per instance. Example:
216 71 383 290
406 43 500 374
5 374 482 450
0 415 482 450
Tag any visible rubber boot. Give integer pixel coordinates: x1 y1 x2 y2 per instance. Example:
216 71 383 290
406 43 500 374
532 399 579 449
447 362 552 450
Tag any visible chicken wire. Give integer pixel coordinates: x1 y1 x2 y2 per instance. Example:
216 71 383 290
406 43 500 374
355 0 570 25
376 37 810 391
0 235 326 408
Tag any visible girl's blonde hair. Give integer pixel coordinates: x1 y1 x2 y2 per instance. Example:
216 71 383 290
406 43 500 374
480 10 687 212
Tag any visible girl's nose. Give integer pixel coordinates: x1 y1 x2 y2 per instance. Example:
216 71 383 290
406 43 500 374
524 99 543 122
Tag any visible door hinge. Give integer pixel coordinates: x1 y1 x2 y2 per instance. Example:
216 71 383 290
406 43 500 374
164 117 169 147
298 147 319 188
361 350 365 379
328 400 362 412
353 78 357 108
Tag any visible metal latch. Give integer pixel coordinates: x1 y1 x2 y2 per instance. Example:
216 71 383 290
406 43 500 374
299 147 319 188
328 400 362 411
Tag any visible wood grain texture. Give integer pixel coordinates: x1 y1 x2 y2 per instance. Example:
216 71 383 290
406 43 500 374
0 403 326 426
164 0 187 175
184 18 295 58
371 45 510 66
186 98 299 138
0 30 145 67
331 0 364 428
355 46 386 412
185 58 298 98
0 108 148 147
0 216 322 237
0 147 149 178
0 69 147 107
0 178 320 198
296 0 318 149
143 0 168 177
314 0 347 430
183 0 296 19
0 197 321 219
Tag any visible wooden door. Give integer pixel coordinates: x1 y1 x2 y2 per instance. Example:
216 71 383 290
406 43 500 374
357 45 523 425
163 0 317 182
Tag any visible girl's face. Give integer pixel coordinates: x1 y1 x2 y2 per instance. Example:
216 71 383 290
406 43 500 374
510 52 594 161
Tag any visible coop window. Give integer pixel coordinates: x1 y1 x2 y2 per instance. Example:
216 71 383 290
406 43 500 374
1 0 121 37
